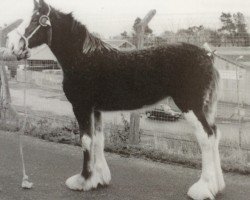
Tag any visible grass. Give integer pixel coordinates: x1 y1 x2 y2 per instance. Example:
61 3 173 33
105 119 250 174
106 135 250 174
0 113 249 175
0 116 80 145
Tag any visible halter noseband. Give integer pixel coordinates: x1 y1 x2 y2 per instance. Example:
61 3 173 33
19 5 52 48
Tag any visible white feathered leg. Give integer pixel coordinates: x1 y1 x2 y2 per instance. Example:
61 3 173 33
92 111 111 185
185 111 225 200
92 128 111 185
213 129 225 192
66 134 97 191
66 111 111 191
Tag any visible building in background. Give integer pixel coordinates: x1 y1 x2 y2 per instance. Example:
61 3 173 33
211 45 250 105
27 44 59 71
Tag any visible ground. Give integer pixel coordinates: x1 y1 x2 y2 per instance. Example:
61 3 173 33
0 131 250 200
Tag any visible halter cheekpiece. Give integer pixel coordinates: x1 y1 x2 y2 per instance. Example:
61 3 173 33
19 5 52 48
39 15 51 27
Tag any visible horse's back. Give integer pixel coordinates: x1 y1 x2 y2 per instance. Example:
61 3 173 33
91 43 216 111
63 42 217 111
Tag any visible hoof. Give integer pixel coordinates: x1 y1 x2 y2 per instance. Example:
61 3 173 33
65 174 85 191
65 168 111 191
218 177 225 192
188 178 217 200
95 159 111 186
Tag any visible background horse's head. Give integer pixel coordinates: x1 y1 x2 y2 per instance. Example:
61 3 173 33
10 0 52 60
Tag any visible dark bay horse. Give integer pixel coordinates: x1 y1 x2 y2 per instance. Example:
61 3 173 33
10 0 225 199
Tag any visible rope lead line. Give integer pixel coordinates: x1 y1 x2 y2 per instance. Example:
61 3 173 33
19 59 33 189
203 42 249 69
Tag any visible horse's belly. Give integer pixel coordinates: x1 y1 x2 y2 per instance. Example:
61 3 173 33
95 88 168 111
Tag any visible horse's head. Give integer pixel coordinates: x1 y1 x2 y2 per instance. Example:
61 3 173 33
10 0 52 60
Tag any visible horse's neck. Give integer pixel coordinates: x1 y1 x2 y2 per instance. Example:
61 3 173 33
50 16 83 67
49 13 114 72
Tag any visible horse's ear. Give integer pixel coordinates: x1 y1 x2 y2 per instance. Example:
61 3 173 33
38 0 48 12
39 0 46 6
33 0 39 10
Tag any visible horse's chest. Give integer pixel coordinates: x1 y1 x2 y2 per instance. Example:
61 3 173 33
62 75 94 102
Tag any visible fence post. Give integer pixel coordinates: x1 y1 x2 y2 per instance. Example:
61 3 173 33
134 9 156 49
128 10 156 145
0 64 18 121
235 56 244 149
129 112 140 145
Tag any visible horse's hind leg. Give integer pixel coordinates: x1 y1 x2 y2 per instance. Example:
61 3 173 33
203 92 225 196
185 109 225 200
175 97 225 200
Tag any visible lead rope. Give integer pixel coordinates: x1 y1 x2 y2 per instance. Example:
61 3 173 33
19 58 33 189
203 42 249 69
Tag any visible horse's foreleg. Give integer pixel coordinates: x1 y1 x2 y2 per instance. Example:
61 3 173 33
92 110 111 186
65 108 110 191
65 107 94 191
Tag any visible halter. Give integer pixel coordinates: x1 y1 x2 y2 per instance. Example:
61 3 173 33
19 5 52 48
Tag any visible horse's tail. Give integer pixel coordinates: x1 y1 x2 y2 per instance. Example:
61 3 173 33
203 66 220 126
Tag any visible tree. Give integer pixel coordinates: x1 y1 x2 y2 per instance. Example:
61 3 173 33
218 12 236 45
132 17 154 48
176 26 203 44
159 31 176 44
175 25 221 46
176 28 194 43
218 12 250 46
120 31 128 39
132 17 153 35
206 30 222 46
233 12 250 46
219 13 236 34
233 12 247 33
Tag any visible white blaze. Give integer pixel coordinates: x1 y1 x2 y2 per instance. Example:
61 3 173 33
7 12 33 51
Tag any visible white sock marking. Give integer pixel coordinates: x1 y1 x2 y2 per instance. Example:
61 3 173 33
66 115 111 191
185 111 225 200
82 135 91 151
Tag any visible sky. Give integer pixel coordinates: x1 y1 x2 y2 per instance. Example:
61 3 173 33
0 0 249 38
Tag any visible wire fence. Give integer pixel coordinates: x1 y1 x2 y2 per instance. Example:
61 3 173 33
1 36 250 167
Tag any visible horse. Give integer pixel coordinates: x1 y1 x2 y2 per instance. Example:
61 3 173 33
10 0 225 199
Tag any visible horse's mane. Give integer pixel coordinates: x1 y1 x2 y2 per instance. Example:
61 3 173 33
82 29 115 54
69 14 116 54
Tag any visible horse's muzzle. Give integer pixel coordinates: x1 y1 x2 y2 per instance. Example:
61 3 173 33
13 38 30 60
